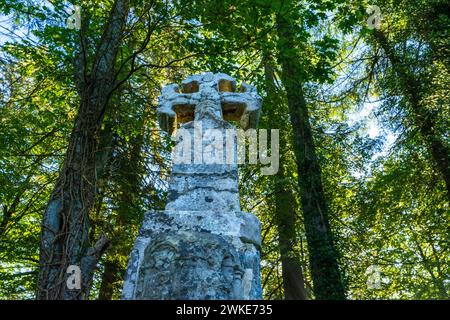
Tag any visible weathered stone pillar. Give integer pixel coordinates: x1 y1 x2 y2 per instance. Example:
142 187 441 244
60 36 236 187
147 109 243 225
122 73 262 300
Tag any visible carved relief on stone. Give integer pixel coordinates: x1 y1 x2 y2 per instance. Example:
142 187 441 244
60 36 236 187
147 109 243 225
135 231 246 300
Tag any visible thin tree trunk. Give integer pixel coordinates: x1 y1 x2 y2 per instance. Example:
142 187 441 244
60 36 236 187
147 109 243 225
373 29 450 201
37 0 130 300
275 169 308 300
97 100 148 299
275 13 346 300
264 57 308 300
98 259 121 300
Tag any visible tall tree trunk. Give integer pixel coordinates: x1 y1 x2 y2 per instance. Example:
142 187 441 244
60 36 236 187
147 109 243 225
264 57 308 300
275 167 308 300
97 102 148 299
275 13 346 300
98 259 121 300
37 0 130 300
373 29 450 201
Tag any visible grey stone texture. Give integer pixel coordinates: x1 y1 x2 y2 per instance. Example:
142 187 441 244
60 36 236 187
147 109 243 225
157 72 261 133
122 73 262 300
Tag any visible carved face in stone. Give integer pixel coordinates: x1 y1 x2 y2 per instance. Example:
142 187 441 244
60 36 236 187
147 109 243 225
135 231 245 300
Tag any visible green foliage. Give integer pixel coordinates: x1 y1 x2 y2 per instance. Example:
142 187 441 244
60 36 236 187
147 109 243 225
0 0 448 299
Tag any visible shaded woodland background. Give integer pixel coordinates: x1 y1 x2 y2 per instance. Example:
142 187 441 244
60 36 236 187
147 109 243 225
0 0 448 299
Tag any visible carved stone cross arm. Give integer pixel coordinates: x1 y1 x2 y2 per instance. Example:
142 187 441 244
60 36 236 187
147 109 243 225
157 72 262 133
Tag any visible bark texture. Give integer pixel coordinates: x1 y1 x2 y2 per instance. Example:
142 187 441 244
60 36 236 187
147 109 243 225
275 14 346 300
37 0 130 300
264 58 308 300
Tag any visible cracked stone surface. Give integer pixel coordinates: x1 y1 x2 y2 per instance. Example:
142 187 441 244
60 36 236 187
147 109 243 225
122 73 262 300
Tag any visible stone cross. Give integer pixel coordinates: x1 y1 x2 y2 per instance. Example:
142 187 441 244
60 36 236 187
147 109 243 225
157 72 261 133
122 73 263 300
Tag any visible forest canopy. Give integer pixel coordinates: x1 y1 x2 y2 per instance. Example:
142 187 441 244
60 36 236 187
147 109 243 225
0 0 448 300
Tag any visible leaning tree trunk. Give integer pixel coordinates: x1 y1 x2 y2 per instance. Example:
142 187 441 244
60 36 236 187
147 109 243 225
275 14 346 300
37 0 130 300
373 29 450 201
263 57 308 300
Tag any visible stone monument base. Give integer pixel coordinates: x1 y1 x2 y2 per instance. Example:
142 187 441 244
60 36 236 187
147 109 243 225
122 210 262 300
